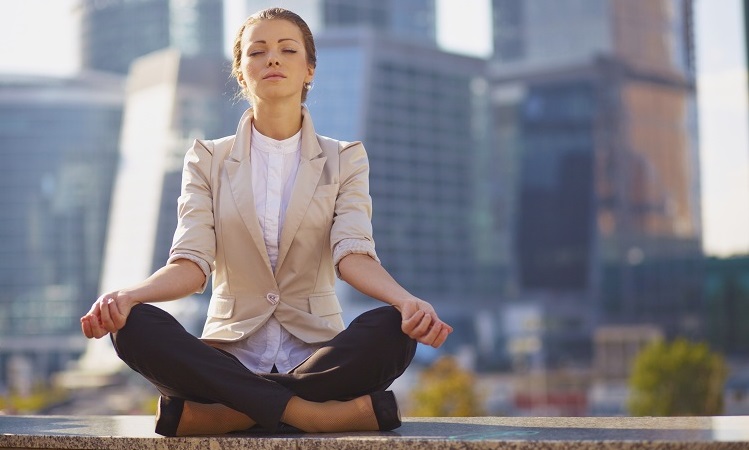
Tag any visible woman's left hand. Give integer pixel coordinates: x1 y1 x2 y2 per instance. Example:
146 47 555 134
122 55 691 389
336 253 453 348
395 297 453 348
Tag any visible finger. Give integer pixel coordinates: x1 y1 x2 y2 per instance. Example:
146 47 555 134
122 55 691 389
409 313 433 339
99 298 115 332
401 309 425 335
88 305 108 338
81 317 93 339
88 315 106 339
431 327 450 349
86 298 102 318
108 299 127 330
432 317 453 334
420 321 443 347
83 301 103 335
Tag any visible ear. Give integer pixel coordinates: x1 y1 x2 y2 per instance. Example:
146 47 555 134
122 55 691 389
305 65 315 84
237 73 246 87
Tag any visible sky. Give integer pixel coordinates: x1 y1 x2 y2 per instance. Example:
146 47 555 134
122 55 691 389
0 0 747 256
693 0 749 256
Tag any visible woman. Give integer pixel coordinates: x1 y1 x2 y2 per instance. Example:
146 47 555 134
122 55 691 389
80 8 452 437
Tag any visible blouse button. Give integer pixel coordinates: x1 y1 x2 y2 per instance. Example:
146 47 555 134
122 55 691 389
266 293 280 305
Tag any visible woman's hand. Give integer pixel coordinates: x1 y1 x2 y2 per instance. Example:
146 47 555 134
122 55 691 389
395 297 453 349
337 254 453 348
80 291 138 339
79 259 205 339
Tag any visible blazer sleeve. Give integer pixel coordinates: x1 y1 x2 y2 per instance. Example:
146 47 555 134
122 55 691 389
331 141 380 276
167 139 217 293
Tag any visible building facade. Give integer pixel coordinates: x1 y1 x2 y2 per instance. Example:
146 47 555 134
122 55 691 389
704 255 749 358
0 73 124 389
243 0 436 43
69 0 244 380
490 0 704 366
79 0 225 74
307 29 496 357
321 0 435 43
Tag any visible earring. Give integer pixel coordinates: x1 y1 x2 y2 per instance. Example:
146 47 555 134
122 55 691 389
304 81 313 90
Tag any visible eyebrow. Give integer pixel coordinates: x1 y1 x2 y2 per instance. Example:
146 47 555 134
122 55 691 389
250 38 300 45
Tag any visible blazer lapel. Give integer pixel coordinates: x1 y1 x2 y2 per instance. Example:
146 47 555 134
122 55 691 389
226 110 274 272
275 111 326 275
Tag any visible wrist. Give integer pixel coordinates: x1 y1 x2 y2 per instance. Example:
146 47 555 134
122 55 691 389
388 294 418 309
117 289 142 307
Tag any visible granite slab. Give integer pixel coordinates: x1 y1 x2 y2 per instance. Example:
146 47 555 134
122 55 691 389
1 415 748 449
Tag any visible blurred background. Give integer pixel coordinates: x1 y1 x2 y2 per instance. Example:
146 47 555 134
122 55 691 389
1 0 748 418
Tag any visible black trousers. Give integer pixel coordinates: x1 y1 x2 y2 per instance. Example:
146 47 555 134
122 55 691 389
111 303 417 432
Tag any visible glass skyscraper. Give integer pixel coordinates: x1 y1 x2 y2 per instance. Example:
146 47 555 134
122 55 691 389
28 0 238 385
305 35 495 360
0 73 123 388
79 0 225 74
322 0 436 43
490 0 703 366
71 50 245 379
243 0 436 43
71 6 243 377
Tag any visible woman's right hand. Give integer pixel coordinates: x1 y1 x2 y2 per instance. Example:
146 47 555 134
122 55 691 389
80 291 138 339
79 259 205 339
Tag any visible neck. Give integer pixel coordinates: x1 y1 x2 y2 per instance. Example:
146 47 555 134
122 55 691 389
251 100 303 140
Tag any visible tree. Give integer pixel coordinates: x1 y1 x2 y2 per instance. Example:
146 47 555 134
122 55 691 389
408 355 485 417
627 338 728 416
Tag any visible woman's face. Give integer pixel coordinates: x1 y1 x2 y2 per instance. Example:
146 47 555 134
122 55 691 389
237 19 314 104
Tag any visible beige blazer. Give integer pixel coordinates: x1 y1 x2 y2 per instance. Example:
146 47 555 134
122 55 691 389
169 108 377 344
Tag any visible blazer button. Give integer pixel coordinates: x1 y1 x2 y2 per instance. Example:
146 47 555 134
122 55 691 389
266 293 280 305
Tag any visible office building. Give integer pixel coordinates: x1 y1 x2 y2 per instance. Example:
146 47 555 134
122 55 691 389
57 0 243 382
490 0 703 366
321 0 435 43
0 73 124 389
307 29 495 356
79 0 225 74
243 0 436 44
704 255 749 357
99 49 242 303
67 48 245 380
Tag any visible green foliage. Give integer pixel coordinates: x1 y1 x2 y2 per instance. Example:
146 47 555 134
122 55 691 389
0 384 68 414
408 355 485 417
627 338 728 416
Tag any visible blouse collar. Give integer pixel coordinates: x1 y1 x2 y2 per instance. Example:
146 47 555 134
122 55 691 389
251 124 301 155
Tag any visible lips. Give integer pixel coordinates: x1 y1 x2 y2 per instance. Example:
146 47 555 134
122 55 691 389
263 71 286 80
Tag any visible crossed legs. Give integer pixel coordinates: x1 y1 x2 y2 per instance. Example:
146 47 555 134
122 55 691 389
111 304 416 435
156 388 391 436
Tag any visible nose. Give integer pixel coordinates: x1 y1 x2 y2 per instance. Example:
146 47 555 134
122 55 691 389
267 54 280 67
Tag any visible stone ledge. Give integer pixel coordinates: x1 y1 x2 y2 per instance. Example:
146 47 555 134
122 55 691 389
1 415 748 450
